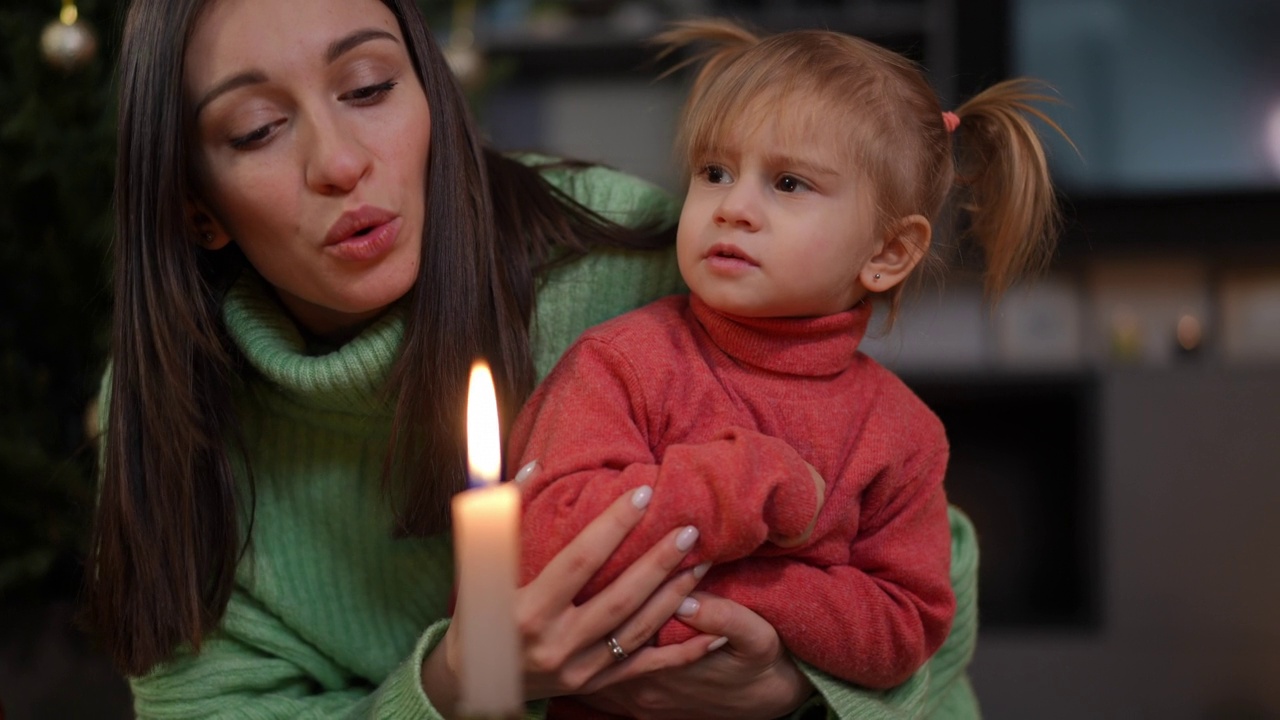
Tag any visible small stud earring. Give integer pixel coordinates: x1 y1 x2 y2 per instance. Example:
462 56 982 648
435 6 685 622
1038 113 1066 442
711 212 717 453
202 231 214 243
873 273 881 280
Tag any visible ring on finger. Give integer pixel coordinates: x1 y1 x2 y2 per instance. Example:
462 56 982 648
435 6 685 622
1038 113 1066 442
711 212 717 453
606 636 628 662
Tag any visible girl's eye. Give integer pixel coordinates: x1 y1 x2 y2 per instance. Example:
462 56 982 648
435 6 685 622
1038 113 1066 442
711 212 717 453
702 164 731 184
340 80 397 105
777 175 809 193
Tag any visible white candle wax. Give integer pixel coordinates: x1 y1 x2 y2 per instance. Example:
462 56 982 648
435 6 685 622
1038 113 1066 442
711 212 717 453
453 361 522 716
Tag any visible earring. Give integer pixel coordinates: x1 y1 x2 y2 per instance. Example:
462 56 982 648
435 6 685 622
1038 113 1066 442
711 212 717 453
202 231 214 243
873 273 881 280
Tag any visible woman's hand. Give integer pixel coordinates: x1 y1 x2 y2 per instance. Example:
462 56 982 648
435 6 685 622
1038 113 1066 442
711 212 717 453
515 484 714 700
580 592 815 719
423 470 718 715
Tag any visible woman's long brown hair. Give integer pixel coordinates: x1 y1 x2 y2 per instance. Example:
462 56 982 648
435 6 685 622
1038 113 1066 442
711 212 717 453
84 0 671 676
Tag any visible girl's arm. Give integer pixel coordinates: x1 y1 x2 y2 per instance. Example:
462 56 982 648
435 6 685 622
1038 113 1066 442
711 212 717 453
511 335 823 597
582 505 982 720
695 443 955 690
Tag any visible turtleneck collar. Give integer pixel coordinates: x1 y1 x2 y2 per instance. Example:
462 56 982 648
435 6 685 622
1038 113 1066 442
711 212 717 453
222 272 405 415
688 293 870 377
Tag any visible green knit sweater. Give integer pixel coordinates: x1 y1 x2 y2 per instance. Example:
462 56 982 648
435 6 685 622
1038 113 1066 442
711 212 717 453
123 162 981 720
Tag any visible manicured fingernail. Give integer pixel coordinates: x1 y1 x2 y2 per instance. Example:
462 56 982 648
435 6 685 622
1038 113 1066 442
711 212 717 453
513 460 538 484
631 485 652 509
675 525 699 552
677 596 700 617
708 636 728 651
693 562 711 579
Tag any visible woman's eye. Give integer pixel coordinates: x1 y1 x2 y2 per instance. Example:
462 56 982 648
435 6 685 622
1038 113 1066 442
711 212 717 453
229 121 281 150
340 80 397 105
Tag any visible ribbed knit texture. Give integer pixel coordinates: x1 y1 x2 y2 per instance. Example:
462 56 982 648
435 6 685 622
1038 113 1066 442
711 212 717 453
513 294 955 717
796 507 981 720
120 160 980 719
126 161 682 720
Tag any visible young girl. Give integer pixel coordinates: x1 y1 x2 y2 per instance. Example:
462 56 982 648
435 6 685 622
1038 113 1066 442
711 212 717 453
511 18 1067 714
80 1 930 717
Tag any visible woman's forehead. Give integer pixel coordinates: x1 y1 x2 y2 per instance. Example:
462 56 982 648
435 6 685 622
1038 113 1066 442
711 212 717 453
185 0 402 95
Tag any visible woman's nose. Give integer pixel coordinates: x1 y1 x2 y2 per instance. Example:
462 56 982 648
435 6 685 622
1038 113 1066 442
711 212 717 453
303 113 371 195
713 183 760 230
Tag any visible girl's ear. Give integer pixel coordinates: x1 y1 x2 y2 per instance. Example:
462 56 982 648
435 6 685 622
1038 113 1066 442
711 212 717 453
188 200 231 250
860 214 932 293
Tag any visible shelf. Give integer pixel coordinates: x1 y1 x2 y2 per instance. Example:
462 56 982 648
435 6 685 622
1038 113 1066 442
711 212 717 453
1057 188 1280 258
475 0 937 79
480 21 662 78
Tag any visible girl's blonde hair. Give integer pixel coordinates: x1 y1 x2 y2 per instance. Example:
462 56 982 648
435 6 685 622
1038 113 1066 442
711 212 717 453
654 19 1071 319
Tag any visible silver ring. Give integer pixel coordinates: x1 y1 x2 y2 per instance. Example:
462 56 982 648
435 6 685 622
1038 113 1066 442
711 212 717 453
607 636 628 662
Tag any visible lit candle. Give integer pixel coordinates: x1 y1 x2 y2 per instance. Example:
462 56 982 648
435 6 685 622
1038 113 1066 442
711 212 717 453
452 360 522 717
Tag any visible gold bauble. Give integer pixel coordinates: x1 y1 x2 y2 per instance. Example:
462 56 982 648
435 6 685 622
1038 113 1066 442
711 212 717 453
40 8 98 73
443 28 487 91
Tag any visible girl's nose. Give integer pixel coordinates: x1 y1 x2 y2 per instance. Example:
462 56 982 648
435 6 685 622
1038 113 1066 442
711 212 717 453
713 183 761 230
303 112 371 195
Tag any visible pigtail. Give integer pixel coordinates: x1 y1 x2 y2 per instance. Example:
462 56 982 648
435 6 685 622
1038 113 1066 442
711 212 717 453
952 79 1073 298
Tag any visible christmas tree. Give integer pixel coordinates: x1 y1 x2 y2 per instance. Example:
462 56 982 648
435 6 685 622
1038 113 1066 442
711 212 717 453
0 0 116 597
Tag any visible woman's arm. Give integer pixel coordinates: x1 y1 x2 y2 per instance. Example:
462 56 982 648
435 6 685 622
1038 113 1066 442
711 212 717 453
579 592 814 720
129 591 448 720
423 487 717 715
574 505 982 720
131 487 719 720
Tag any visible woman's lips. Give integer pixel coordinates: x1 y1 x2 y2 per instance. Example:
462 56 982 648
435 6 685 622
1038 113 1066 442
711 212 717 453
325 216 402 262
324 206 401 262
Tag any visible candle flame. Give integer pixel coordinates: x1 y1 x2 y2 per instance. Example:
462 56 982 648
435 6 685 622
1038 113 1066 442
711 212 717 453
466 360 501 486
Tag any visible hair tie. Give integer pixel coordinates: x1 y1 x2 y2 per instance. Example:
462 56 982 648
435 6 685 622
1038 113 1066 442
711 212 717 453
942 111 960 133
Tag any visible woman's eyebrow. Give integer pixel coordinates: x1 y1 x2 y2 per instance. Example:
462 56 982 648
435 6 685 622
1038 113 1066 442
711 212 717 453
195 71 266 118
194 28 401 117
325 28 399 64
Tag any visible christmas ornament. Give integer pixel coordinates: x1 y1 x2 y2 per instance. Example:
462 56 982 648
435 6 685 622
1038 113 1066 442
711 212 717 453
40 0 98 72
443 0 487 90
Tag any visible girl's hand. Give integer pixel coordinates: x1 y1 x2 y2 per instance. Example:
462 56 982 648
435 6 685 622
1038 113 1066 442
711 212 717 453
423 472 717 714
580 592 815 719
771 461 826 549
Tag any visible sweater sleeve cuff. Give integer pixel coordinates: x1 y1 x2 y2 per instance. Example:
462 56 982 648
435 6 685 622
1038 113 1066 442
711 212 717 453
376 618 551 720
370 618 452 720
793 657 928 720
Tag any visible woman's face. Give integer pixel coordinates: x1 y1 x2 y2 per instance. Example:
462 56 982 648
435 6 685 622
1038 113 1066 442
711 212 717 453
185 0 431 341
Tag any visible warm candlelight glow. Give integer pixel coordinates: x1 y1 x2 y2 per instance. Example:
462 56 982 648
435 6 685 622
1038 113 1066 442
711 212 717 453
466 361 502 486
454 359 522 717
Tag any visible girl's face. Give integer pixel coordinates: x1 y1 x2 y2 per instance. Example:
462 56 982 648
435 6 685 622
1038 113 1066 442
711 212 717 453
677 113 881 318
185 0 431 341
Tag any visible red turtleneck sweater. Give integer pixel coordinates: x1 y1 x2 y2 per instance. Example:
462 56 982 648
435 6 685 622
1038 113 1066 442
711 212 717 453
509 294 955 694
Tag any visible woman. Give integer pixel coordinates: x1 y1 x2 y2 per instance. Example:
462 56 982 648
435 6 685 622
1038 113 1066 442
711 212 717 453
82 0 979 717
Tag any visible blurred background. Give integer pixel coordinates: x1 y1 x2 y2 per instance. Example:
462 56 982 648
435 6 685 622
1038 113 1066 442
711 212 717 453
2 0 1278 717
